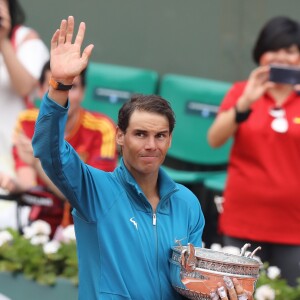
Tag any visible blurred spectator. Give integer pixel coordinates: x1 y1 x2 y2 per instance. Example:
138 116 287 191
0 0 49 175
0 60 118 236
208 16 300 286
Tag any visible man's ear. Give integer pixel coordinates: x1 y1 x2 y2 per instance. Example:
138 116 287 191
116 127 124 146
168 133 172 148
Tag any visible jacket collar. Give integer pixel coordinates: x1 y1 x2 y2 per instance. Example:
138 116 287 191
115 158 178 214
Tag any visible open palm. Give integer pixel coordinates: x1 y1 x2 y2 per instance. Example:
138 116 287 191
50 16 94 83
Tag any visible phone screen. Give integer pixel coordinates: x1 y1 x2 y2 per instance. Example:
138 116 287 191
269 65 300 85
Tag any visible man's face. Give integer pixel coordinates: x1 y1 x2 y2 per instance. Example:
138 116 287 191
116 110 172 178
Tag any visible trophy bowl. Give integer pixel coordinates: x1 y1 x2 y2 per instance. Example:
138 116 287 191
170 243 262 300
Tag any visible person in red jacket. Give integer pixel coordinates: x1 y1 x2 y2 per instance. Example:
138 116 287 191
0 60 118 236
208 16 300 286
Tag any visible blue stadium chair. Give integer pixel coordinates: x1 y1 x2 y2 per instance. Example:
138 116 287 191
159 73 232 184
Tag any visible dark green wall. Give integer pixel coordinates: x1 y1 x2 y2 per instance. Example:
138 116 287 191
24 0 300 83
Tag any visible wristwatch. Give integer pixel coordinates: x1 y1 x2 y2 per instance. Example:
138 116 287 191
49 77 73 91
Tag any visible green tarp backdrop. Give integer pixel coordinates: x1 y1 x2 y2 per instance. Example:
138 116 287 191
24 0 300 83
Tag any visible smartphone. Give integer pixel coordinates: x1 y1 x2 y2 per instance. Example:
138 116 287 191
269 65 300 85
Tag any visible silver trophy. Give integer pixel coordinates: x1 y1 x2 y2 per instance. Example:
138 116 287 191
170 243 262 300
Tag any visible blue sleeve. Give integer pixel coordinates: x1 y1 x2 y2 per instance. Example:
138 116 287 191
32 93 104 221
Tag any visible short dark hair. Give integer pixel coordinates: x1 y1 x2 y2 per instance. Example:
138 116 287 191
118 94 176 133
39 60 87 87
253 16 300 64
8 0 26 38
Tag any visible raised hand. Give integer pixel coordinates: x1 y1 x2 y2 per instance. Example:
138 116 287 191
237 65 275 110
50 16 94 85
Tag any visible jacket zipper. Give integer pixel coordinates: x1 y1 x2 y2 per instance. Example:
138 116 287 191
152 213 157 226
152 212 162 298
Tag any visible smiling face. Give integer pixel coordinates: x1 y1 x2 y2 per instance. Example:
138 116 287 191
259 44 300 67
116 110 172 179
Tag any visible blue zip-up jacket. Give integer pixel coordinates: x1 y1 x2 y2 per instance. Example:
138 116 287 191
32 93 205 300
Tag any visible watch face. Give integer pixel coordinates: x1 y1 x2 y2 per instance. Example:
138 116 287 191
57 82 72 90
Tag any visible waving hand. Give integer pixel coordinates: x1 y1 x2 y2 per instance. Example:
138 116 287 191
50 16 94 85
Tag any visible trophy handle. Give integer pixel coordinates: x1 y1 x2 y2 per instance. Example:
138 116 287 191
240 243 262 258
240 243 251 256
180 243 197 272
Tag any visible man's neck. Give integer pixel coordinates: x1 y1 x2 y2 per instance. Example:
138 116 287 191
136 174 160 211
